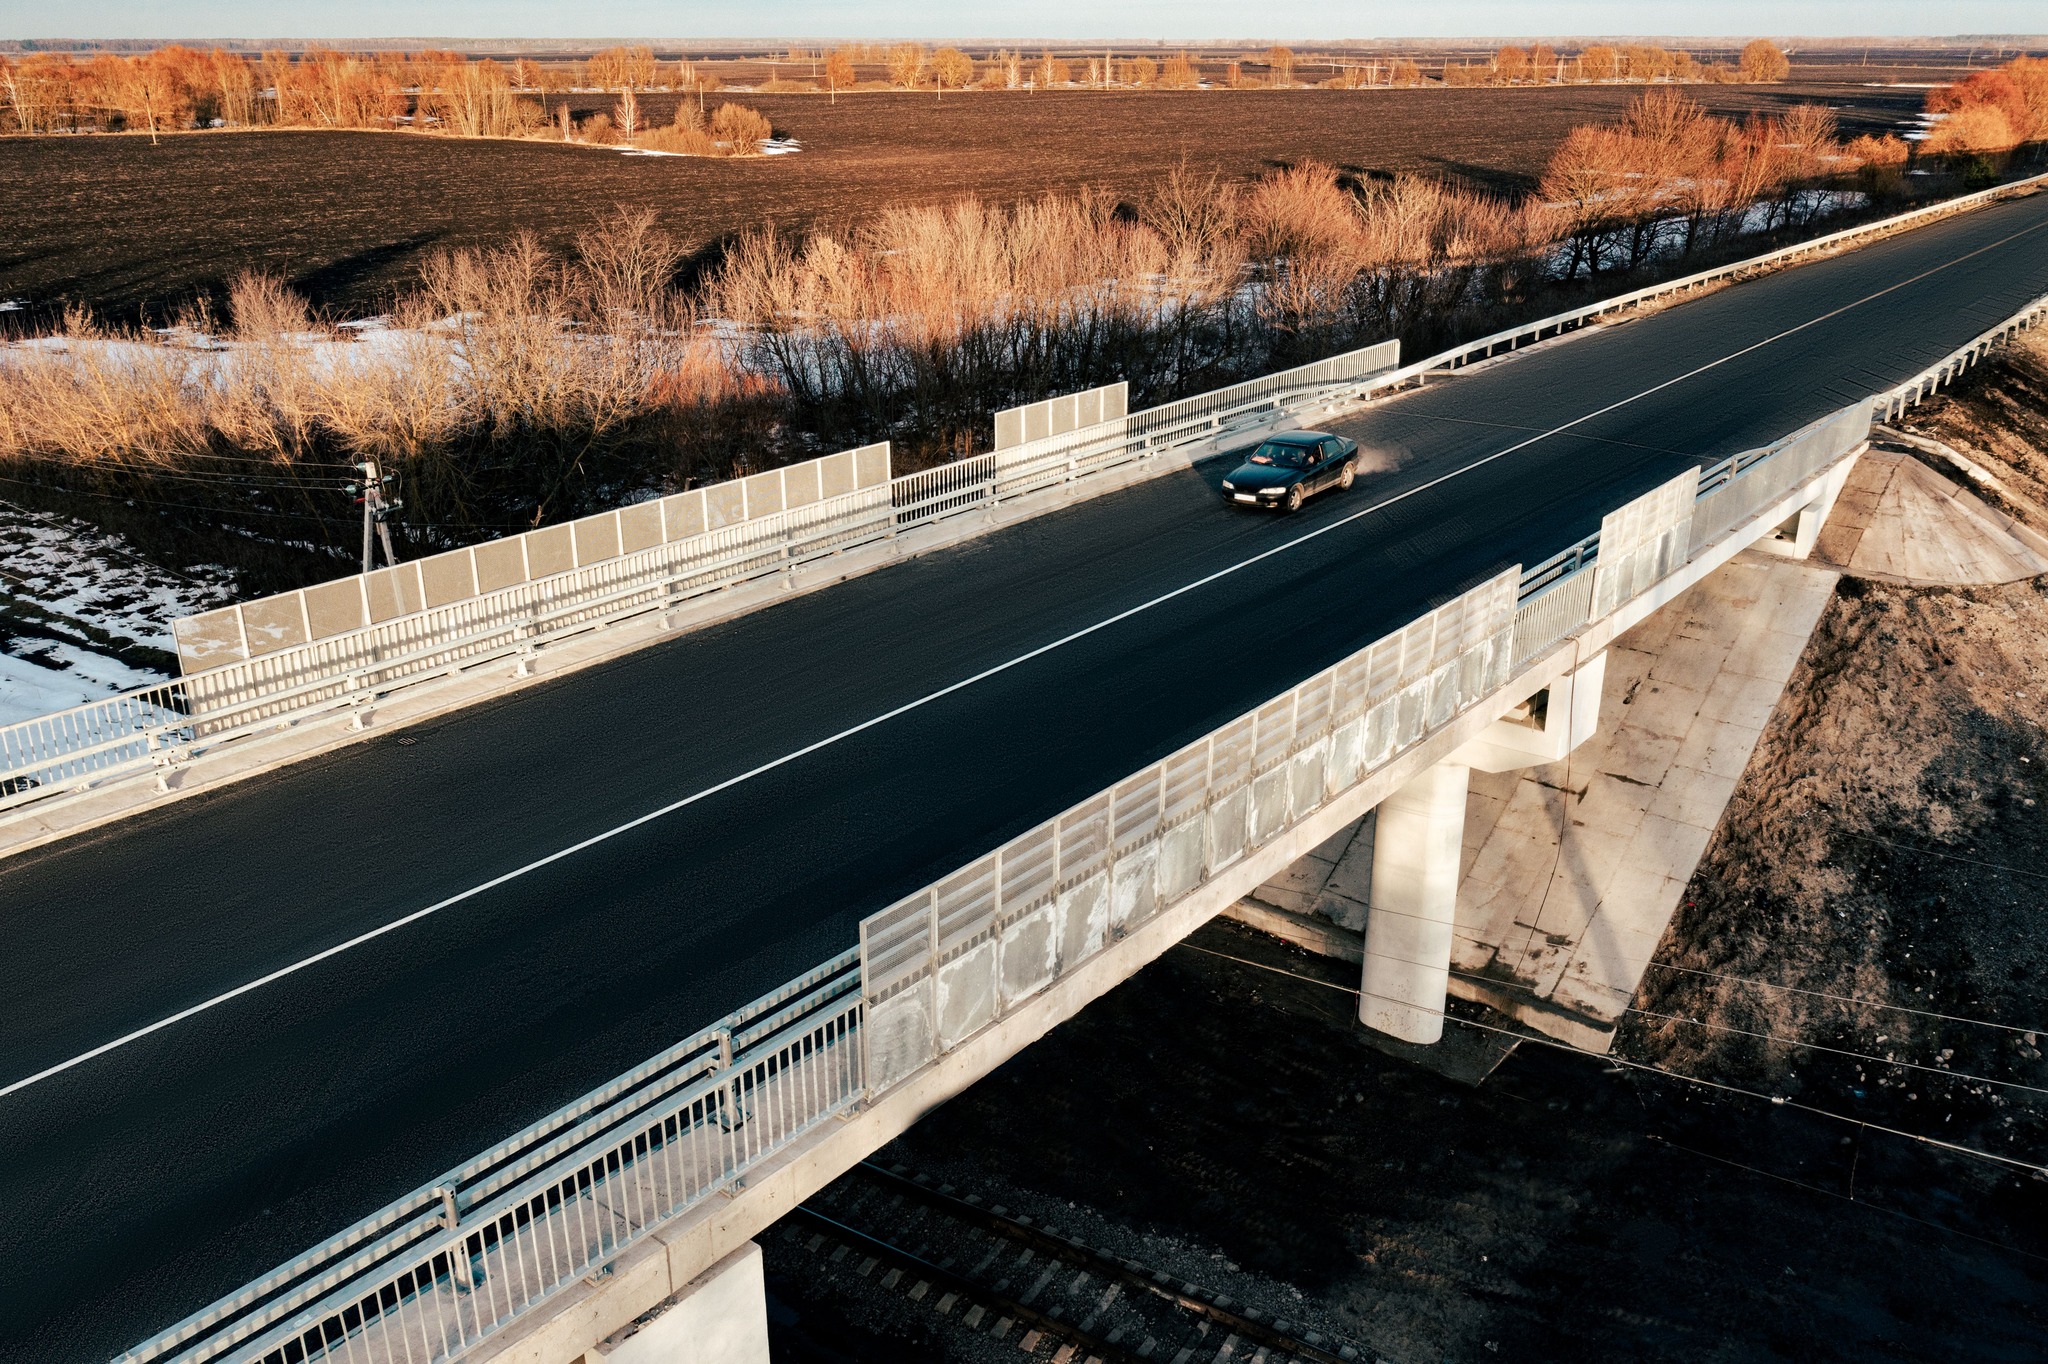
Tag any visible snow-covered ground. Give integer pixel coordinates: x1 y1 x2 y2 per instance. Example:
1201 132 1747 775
0 501 235 726
0 641 164 727
613 136 802 158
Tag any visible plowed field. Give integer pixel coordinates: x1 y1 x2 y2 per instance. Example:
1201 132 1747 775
0 82 1931 322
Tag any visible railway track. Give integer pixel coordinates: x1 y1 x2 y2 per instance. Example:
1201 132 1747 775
776 1161 1387 1364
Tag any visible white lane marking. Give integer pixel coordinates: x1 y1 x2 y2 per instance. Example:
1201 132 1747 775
8 210 2044 1101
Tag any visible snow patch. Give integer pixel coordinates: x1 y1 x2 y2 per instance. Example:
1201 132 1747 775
0 641 165 727
0 501 237 724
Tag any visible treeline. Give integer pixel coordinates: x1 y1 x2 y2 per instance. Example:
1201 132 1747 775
0 37 1802 133
761 40 1792 93
0 91 1982 589
1543 90 1909 276
1920 56 2048 155
0 45 743 141
1440 38 1789 87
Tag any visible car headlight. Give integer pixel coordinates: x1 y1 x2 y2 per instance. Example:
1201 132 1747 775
1258 486 1285 496
1221 481 1235 490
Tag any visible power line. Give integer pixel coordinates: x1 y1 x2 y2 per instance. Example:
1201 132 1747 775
1644 1134 2048 1265
1442 962 2048 1101
1643 961 2046 1037
1625 1002 2048 1099
0 496 215 588
0 456 347 490
0 474 521 533
1173 941 2048 1178
0 474 341 524
1440 961 2048 1092
1842 830 2048 885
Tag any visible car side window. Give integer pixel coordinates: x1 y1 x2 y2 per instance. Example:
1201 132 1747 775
1322 438 1342 461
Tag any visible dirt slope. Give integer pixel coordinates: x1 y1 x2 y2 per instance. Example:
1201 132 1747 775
1625 333 2048 1172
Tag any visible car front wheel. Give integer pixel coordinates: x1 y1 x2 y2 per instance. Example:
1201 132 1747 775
1284 484 1305 512
1338 459 1357 490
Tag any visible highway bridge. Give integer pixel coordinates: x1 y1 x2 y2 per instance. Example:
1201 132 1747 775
3 183 2046 1364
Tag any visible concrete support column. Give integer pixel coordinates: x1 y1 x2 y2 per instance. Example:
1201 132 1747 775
1756 456 1858 562
1450 651 1606 774
591 1243 770 1364
1360 760 1470 1044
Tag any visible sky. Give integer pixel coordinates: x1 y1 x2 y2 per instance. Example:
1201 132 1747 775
4 0 2042 42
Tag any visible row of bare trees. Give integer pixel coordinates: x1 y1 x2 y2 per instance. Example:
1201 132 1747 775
0 39 1807 133
1541 90 1910 277
1442 39 1788 87
0 46 737 138
810 40 1792 93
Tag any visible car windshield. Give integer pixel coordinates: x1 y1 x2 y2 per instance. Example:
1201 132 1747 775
1247 442 1313 469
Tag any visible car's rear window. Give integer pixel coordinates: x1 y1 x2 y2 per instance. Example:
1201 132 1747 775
1248 443 1312 468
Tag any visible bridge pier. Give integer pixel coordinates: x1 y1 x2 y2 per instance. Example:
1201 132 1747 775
1360 652 1606 1044
584 1242 770 1364
1360 758 1471 1043
1755 455 1857 561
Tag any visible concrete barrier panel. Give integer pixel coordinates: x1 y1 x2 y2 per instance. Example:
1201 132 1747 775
238 594 307 656
419 549 478 608
818 450 851 499
573 514 622 568
302 579 367 640
618 499 664 555
742 471 784 518
704 482 746 530
364 564 422 623
473 537 528 593
785 461 822 509
855 442 890 489
173 608 245 667
524 525 574 579
662 489 707 541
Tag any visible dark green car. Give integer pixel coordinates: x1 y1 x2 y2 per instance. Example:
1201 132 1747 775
1218 430 1362 512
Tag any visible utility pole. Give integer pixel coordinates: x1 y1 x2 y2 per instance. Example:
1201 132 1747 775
348 458 403 574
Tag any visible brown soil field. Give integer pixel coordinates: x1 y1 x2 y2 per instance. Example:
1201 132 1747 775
0 82 1933 323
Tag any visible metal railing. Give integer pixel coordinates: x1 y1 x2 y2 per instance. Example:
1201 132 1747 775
1403 169 2048 386
122 953 863 1364
0 483 900 814
0 337 1404 816
117 351 1890 1364
1691 405 1873 558
1872 288 2048 423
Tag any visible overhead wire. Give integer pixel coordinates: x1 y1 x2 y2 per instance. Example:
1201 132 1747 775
1642 960 2047 1037
1434 960 2048 1100
1172 941 2048 1179
0 474 524 533
1840 830 2048 884
1643 1134 2048 1264
1622 1001 2048 1098
1436 962 2048 1095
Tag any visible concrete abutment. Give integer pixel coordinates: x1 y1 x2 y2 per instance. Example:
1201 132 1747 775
582 1243 770 1364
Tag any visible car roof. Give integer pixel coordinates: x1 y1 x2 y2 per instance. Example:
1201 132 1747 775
1265 430 1332 445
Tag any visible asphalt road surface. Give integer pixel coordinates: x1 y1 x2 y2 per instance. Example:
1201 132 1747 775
5 188 2048 1363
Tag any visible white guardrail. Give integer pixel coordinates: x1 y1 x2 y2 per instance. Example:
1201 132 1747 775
6 170 2045 816
120 384 1886 1364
